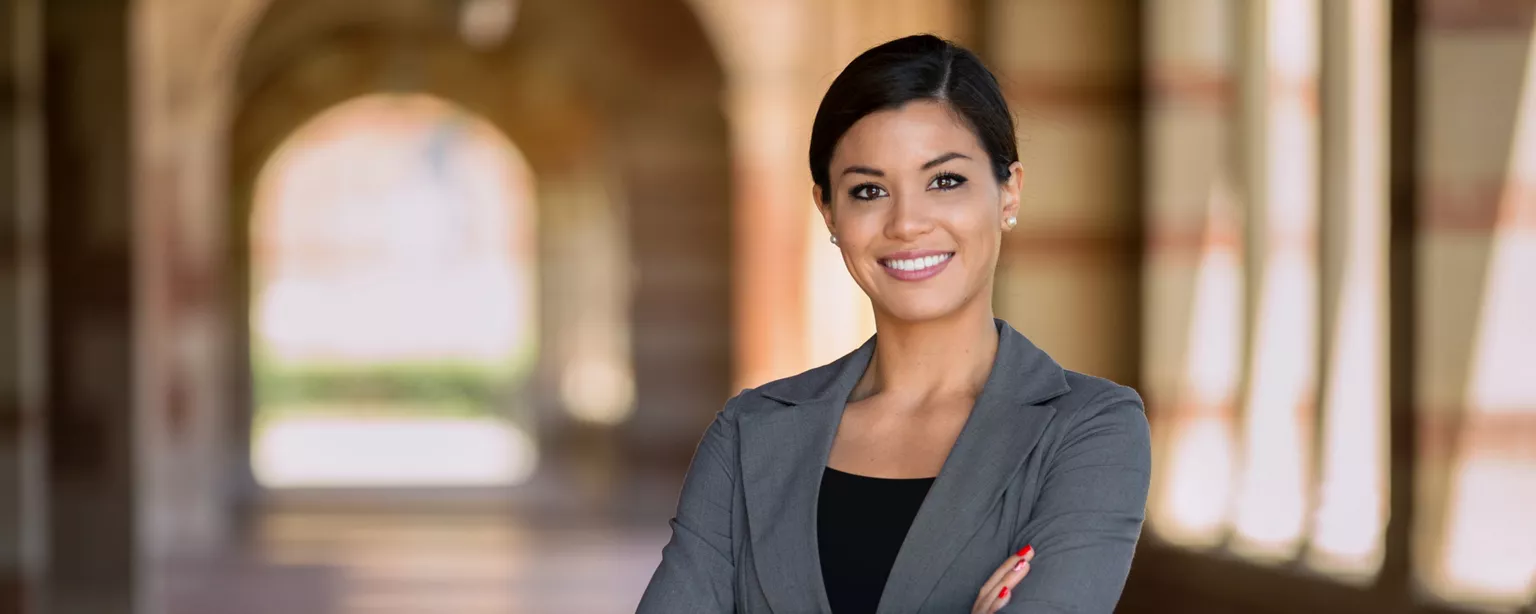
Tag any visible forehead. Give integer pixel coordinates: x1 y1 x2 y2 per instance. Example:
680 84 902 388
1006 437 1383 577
831 100 985 169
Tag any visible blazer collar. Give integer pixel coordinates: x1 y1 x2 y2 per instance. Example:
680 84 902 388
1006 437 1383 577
739 319 1070 614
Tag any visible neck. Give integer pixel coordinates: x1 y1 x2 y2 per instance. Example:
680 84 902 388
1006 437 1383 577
854 298 999 403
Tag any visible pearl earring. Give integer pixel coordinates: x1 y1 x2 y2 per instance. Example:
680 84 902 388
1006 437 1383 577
830 235 839 245
1004 216 1018 230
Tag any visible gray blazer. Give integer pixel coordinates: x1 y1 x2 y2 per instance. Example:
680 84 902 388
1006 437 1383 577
638 319 1151 613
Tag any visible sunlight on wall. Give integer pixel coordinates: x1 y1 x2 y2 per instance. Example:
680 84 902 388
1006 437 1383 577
249 94 539 488
1152 180 1244 546
1141 0 1242 549
1433 24 1536 602
1231 0 1320 560
1145 1 1396 574
1308 0 1388 577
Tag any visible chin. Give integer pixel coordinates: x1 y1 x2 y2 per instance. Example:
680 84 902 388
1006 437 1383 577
872 292 969 323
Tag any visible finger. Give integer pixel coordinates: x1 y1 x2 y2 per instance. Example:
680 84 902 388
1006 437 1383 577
976 545 1033 600
975 558 1014 602
997 560 1030 594
974 546 1033 613
973 584 1003 614
989 585 1012 613
982 556 1034 613
973 562 1014 614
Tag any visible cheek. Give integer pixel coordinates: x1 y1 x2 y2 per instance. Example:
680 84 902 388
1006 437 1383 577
833 210 882 247
946 204 1001 245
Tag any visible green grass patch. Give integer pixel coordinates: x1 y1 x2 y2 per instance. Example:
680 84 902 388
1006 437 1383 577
251 400 499 432
253 355 533 417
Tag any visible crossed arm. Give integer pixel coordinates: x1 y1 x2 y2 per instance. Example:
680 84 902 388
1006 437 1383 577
997 391 1152 613
637 390 1152 614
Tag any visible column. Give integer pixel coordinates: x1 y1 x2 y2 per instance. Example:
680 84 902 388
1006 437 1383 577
43 1 140 612
1 0 46 610
717 0 813 388
1230 0 1322 561
1310 0 1389 578
1139 0 1244 547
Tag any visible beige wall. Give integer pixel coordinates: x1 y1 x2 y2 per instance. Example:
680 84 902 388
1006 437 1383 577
986 0 1142 384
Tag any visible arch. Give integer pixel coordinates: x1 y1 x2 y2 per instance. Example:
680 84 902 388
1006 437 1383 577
248 92 541 488
224 0 733 501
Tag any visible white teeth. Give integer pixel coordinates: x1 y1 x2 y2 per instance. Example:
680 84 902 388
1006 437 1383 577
883 253 952 272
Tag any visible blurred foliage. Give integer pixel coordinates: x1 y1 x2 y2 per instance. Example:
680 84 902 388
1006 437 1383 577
253 353 533 418
251 401 495 431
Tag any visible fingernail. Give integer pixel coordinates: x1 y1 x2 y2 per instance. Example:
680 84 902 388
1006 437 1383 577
1012 559 1027 572
1017 544 1033 559
998 586 1009 599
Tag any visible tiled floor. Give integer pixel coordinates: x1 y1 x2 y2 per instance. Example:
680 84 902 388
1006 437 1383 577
161 509 671 614
159 464 685 614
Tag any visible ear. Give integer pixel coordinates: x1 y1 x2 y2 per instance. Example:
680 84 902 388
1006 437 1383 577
814 184 836 236
999 161 1023 230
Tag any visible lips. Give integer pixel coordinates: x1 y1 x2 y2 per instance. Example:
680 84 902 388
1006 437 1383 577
879 250 954 281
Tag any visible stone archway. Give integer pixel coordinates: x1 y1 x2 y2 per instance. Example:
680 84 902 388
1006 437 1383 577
222 0 733 504
245 93 544 489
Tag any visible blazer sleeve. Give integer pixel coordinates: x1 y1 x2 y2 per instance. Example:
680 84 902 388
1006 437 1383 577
636 393 743 613
1003 386 1152 614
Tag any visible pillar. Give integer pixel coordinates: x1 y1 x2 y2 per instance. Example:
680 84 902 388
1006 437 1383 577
43 1 140 611
716 0 813 389
1 0 47 610
1137 0 1243 548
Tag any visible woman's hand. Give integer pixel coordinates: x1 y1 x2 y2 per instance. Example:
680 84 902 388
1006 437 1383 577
971 545 1034 613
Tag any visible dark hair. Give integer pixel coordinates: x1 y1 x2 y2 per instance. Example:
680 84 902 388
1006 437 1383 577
809 34 1018 198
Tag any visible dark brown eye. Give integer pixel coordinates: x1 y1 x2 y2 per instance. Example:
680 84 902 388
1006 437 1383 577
848 184 888 201
929 173 967 191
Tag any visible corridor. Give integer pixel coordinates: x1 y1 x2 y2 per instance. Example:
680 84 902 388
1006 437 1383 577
159 466 682 614
4 0 1536 613
160 510 667 614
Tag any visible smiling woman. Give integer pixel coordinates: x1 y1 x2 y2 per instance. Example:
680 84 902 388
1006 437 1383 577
814 100 1018 322
639 35 1150 614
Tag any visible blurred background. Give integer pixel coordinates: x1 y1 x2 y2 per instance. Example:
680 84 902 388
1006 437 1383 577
1 0 1533 612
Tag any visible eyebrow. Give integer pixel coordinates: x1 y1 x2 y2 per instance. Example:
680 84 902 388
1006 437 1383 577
921 152 971 170
838 152 972 178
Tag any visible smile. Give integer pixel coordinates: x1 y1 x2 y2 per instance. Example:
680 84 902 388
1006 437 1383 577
879 251 954 281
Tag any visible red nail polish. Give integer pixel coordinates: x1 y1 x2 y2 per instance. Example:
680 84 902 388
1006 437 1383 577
1016 544 1033 558
999 586 1009 599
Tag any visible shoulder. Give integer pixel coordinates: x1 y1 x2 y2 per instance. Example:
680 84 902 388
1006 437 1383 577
714 356 849 422
727 339 871 416
1046 371 1149 453
991 318 1143 431
1054 370 1144 417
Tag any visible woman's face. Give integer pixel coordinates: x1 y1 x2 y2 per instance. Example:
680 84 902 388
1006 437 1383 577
817 100 1022 324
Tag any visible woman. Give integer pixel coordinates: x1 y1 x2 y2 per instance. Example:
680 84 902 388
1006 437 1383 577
638 34 1150 614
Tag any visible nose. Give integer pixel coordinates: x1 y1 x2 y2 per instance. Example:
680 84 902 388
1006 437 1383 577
884 192 933 242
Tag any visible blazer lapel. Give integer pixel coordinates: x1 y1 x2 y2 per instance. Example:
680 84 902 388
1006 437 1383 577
875 320 1070 614
738 338 875 614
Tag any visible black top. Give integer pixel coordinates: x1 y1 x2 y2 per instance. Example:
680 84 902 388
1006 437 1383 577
817 466 936 614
